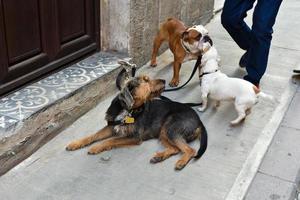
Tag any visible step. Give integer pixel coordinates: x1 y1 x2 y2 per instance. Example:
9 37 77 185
0 51 129 175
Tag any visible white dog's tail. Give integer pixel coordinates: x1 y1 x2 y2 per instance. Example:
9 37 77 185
253 86 276 102
257 91 275 101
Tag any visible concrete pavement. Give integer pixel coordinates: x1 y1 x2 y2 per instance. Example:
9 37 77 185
0 0 299 200
245 78 300 200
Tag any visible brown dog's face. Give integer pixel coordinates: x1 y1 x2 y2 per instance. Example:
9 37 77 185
182 25 209 54
182 28 202 45
118 76 165 110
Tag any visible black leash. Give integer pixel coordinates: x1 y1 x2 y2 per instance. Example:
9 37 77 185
159 55 203 106
159 94 202 107
163 55 202 92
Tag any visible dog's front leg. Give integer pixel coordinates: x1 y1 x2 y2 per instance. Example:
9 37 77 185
66 126 113 151
198 93 208 112
169 59 183 87
88 137 141 155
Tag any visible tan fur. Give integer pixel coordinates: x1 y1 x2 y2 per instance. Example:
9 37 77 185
151 128 180 162
66 126 113 151
174 140 196 170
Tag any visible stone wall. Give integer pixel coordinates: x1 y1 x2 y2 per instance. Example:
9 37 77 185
101 0 214 66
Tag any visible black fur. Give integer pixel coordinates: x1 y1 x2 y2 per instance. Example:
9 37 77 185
105 96 208 159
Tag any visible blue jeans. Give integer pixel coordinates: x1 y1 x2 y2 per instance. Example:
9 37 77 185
221 0 282 84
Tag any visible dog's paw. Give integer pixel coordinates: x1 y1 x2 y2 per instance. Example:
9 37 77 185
150 60 157 67
88 146 111 155
169 79 179 87
175 160 187 170
150 156 163 164
150 63 157 68
66 141 84 151
197 107 206 112
214 101 220 109
230 120 243 126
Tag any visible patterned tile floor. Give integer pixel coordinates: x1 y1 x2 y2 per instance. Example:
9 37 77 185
0 52 128 132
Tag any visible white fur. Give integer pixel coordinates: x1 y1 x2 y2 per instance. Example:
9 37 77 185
197 43 274 125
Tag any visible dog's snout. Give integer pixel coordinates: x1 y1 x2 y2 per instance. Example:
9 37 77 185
160 79 166 84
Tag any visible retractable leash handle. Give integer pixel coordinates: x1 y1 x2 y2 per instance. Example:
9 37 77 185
116 60 137 90
118 60 137 76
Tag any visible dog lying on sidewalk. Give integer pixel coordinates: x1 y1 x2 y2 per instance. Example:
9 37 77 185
197 37 274 125
66 71 208 170
150 17 209 87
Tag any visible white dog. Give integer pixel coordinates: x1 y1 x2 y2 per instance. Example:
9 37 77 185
197 38 274 125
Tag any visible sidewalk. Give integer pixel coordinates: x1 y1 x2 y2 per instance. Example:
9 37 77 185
0 1 299 200
245 80 300 200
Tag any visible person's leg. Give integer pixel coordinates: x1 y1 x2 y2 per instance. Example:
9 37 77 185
244 0 283 85
221 0 256 50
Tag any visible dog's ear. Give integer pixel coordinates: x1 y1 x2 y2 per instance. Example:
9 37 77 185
118 87 134 110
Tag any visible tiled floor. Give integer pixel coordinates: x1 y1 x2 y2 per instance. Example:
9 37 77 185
0 52 128 132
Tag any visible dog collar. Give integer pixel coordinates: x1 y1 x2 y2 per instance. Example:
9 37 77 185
107 116 135 126
107 104 146 126
199 70 219 78
181 39 192 53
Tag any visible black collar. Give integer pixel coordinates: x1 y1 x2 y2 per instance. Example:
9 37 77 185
107 103 147 126
199 70 218 78
181 39 192 53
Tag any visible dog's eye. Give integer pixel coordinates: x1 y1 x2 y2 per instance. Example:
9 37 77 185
143 76 150 82
196 33 201 41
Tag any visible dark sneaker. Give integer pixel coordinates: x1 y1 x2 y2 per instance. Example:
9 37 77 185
293 69 300 73
239 51 249 68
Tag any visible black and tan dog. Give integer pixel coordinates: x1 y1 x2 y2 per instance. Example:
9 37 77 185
66 75 207 170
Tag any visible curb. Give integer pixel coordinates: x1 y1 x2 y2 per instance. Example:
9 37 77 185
225 84 297 200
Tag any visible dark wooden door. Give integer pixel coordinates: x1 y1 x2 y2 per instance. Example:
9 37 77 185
0 0 99 95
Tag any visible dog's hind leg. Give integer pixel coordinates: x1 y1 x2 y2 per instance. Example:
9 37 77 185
150 131 180 164
150 32 166 67
198 93 208 112
66 126 113 151
88 137 141 155
173 139 196 170
230 104 247 125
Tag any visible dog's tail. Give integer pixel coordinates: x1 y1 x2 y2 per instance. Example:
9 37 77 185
194 125 208 159
253 86 276 102
257 92 275 101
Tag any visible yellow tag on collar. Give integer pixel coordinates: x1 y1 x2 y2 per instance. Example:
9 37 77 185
124 116 135 124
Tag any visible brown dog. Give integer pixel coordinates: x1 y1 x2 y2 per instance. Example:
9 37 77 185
150 18 209 87
66 75 207 170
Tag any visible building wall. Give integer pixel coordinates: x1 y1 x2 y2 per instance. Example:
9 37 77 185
101 0 214 66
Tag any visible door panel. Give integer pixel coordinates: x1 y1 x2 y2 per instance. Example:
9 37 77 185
55 0 96 59
0 0 50 84
0 0 99 96
58 0 85 44
3 0 42 65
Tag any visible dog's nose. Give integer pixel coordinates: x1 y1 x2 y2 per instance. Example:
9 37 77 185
161 79 166 84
